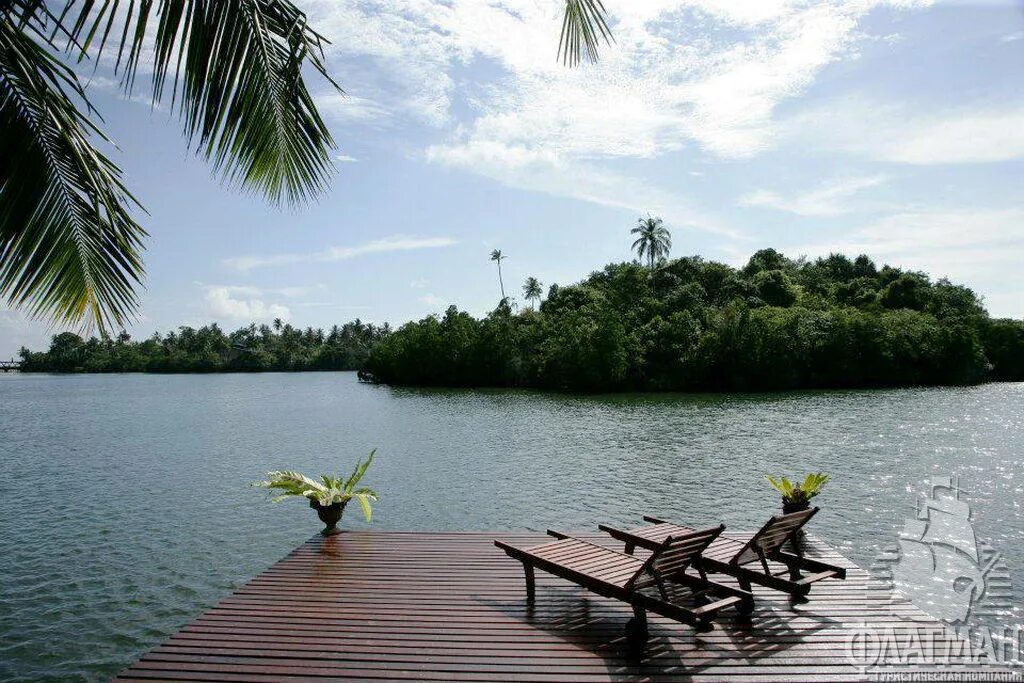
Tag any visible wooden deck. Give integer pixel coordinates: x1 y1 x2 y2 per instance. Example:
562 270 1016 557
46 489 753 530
116 531 1009 682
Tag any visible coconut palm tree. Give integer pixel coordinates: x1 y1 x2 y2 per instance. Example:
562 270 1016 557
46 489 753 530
1 1 613 332
522 277 543 310
631 215 672 269
490 249 507 300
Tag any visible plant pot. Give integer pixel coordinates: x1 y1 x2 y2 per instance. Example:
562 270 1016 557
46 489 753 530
309 499 348 536
782 499 810 515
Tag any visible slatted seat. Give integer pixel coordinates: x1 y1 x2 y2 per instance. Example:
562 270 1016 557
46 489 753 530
599 508 846 600
495 526 753 645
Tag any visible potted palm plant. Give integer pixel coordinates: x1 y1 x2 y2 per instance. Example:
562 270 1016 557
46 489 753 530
253 450 379 535
766 472 829 514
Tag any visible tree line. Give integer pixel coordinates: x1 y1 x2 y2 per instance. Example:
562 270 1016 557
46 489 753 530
18 320 389 373
363 248 1024 392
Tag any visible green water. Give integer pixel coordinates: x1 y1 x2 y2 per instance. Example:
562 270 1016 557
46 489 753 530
1 372 1022 681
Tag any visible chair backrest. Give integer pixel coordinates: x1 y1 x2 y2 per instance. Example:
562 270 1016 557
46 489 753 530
731 507 818 566
626 525 725 593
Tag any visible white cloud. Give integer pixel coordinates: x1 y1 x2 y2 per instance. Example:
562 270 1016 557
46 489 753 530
409 279 429 289
78 73 164 109
1000 31 1024 43
224 235 459 271
202 287 291 321
739 175 888 216
886 109 1024 164
787 97 1024 164
198 284 325 298
300 0 930 225
425 140 742 237
419 293 446 308
335 154 359 162
317 93 392 126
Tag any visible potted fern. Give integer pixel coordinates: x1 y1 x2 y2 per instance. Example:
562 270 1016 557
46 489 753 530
253 450 379 535
766 472 829 514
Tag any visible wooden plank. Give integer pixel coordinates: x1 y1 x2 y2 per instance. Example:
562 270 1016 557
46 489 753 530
115 531 1010 682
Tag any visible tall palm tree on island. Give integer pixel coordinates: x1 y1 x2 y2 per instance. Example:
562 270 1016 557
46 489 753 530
0 1 613 332
490 250 507 300
523 277 543 309
631 215 672 269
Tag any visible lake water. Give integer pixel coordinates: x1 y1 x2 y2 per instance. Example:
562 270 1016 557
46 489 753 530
1 372 1022 681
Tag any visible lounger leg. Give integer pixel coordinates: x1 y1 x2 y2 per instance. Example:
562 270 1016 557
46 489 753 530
624 541 635 555
781 554 804 582
625 604 648 645
523 563 535 602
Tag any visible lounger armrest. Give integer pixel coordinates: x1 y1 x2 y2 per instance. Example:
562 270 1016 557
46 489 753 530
690 595 744 617
772 550 847 579
634 590 744 626
494 539 529 561
701 575 756 604
643 514 669 524
597 523 638 544
668 570 754 604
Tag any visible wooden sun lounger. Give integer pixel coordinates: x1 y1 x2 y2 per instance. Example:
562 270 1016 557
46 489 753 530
599 507 846 600
495 526 754 643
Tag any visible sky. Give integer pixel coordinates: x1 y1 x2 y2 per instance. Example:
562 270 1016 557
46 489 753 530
2 0 1023 357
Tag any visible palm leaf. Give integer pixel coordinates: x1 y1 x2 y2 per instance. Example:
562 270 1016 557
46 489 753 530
353 492 374 522
558 0 613 67
253 470 326 502
1 0 340 330
1 8 145 332
57 0 342 206
346 449 375 490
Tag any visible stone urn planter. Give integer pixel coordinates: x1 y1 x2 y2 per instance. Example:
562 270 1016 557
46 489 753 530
310 499 348 536
782 499 811 515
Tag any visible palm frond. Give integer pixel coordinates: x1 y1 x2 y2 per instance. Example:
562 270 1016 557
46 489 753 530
352 492 374 522
252 470 326 502
346 449 375 490
0 9 145 331
54 0 341 206
558 0 613 67
1 0 340 330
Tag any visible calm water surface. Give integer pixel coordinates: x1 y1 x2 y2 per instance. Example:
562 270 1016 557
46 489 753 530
1 372 1022 681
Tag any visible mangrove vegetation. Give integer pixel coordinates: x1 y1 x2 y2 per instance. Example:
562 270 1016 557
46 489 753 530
363 249 1024 392
17 247 1024 390
18 320 388 373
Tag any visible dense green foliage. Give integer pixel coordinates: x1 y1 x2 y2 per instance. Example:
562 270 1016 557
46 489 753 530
365 249 1024 392
19 320 388 373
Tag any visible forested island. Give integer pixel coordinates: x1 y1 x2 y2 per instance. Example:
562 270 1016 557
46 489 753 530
364 249 1024 391
17 248 1024 391
17 320 388 373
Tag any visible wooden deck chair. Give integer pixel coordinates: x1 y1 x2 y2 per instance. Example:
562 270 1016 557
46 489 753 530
495 526 754 643
599 508 845 600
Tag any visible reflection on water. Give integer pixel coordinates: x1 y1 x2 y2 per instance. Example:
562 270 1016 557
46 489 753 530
1 372 1021 681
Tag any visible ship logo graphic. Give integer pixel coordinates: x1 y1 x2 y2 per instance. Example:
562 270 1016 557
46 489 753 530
884 476 1010 626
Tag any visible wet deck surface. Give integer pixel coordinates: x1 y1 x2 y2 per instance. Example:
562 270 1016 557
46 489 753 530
115 531 1008 682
